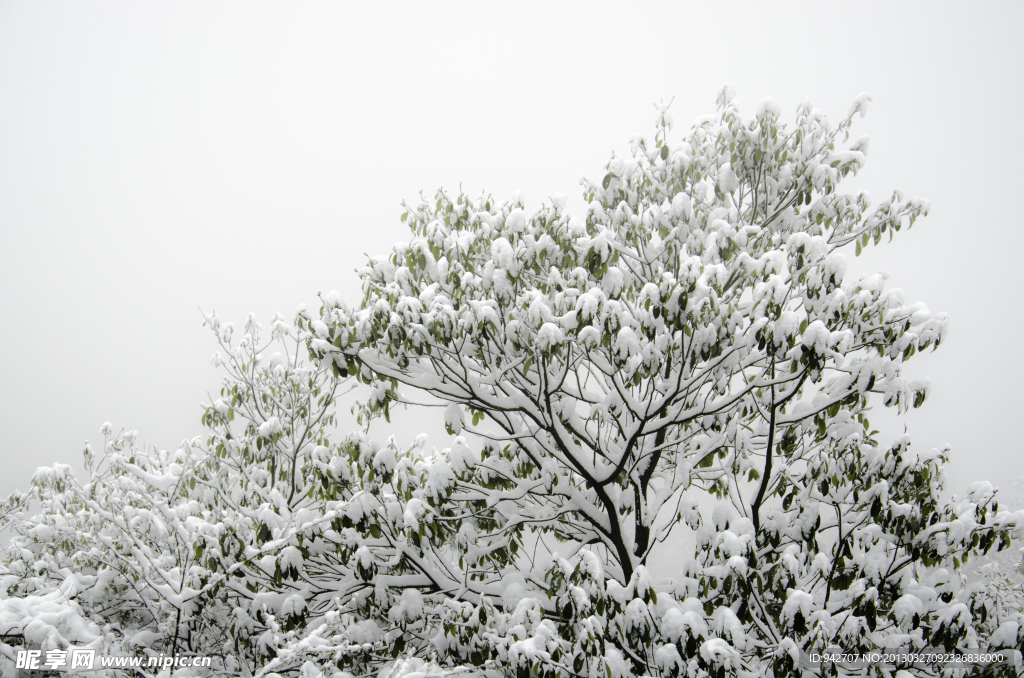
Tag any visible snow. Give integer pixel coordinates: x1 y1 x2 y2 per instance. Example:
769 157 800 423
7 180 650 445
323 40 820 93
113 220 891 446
717 164 739 194
0 576 101 650
0 89 1016 678
501 574 528 612
381 657 451 678
700 638 740 670
782 589 814 625
536 323 564 351
443 403 464 435
891 594 924 628
281 594 306 617
711 503 738 531
802 320 831 354
389 590 423 623
279 546 304 573
661 608 708 642
403 498 429 530
505 208 527 234
602 647 629 678
847 92 872 119
756 97 782 121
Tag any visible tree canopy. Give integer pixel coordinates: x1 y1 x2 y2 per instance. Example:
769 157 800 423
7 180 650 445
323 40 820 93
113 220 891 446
2 87 1022 678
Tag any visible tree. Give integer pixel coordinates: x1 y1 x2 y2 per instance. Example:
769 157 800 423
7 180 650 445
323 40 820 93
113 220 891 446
314 87 1024 675
0 312 357 675
1 88 1022 678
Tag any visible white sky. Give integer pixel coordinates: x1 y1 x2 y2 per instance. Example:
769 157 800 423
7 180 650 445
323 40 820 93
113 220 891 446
1 2 1021 506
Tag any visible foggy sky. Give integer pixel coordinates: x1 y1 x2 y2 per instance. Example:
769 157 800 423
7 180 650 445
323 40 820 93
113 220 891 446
0 2 1021 505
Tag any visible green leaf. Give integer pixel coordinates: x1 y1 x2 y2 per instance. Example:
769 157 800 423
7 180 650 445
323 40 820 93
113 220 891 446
602 173 615 190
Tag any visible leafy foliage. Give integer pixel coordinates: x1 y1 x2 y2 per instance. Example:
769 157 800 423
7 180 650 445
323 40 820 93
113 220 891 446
2 89 1022 678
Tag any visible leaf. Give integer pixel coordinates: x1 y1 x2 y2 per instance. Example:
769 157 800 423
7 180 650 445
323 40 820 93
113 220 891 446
10 92 979 678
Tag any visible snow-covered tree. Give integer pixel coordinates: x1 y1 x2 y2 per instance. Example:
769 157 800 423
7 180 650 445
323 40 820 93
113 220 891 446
312 87 1024 676
964 477 1024 628
1 88 1022 678
0 311 362 675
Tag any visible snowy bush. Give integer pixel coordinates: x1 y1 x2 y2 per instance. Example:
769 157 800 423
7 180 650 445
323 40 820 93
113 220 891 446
2 89 1023 677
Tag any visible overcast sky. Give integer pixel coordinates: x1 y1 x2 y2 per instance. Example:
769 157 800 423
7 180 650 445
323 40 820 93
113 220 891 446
0 2 1021 506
